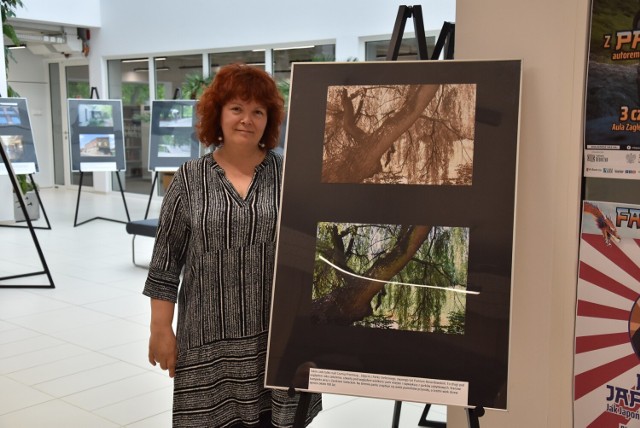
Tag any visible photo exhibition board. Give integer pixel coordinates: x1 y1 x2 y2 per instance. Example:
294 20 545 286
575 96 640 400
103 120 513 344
0 98 39 175
574 200 640 427
265 60 522 410
67 99 125 172
583 0 640 179
148 100 200 171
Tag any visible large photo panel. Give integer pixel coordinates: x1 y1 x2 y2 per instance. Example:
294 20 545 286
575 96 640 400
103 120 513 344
266 60 522 410
67 99 125 172
148 100 200 171
0 98 39 175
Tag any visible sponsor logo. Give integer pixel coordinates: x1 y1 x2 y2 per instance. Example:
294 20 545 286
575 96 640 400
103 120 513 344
586 154 609 162
626 153 637 163
603 168 614 173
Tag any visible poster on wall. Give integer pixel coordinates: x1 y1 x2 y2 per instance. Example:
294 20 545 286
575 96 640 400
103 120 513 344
67 99 125 172
584 0 640 179
0 98 39 175
148 100 200 171
574 200 640 427
265 60 522 409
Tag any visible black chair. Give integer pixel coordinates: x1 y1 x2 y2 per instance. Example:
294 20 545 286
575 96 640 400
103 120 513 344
125 218 159 268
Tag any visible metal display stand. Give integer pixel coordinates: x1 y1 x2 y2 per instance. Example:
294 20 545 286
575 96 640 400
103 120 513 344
144 171 158 220
290 388 313 428
0 140 55 288
74 169 131 226
73 86 131 227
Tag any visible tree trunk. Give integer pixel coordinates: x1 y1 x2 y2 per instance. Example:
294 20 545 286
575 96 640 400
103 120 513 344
322 85 440 183
311 225 432 325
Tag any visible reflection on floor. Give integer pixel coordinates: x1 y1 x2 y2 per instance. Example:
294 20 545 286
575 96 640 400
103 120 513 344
0 187 446 427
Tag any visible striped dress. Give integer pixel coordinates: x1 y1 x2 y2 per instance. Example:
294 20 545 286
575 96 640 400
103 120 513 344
143 151 321 427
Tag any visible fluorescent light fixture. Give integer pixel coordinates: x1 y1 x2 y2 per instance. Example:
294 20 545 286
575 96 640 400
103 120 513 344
155 57 166 61
273 45 315 51
252 49 266 52
8 45 26 50
122 58 148 63
133 66 170 72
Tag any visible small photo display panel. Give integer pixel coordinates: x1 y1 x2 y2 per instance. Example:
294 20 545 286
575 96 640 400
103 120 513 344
148 100 200 170
67 99 125 172
0 98 39 175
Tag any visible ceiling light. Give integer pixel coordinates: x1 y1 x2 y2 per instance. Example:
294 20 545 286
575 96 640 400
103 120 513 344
134 67 170 72
122 58 148 63
273 45 315 51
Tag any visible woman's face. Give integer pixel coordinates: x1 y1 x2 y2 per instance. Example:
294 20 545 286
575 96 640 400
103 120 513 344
220 98 268 148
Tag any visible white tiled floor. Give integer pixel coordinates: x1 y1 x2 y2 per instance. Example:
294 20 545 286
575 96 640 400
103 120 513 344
0 187 446 427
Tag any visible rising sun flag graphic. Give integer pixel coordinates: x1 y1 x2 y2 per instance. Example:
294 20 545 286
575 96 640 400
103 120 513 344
574 201 640 427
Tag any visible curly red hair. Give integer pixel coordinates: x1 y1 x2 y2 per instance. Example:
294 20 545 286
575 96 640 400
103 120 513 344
196 63 284 150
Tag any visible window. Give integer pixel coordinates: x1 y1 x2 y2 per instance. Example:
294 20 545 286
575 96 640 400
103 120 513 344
365 37 437 61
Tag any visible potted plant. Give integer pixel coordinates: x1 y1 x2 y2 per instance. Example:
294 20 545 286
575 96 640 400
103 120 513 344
181 73 212 100
13 174 39 222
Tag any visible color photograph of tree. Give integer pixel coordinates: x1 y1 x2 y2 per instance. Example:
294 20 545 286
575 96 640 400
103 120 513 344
78 103 114 127
312 222 469 333
321 84 476 185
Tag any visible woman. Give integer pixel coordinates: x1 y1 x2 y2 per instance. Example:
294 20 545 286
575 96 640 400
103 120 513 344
143 63 322 427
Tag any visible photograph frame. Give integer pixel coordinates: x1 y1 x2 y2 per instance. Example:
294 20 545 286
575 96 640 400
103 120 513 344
148 100 200 171
0 98 39 175
67 98 125 172
265 60 522 410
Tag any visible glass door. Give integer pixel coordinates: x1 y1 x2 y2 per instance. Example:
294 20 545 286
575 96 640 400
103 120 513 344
50 63 91 187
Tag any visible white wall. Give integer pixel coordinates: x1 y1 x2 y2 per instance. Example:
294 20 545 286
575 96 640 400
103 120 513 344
447 0 588 427
14 0 101 28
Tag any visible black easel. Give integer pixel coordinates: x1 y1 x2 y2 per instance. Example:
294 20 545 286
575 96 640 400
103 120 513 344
73 86 131 227
289 387 313 428
144 172 158 219
0 140 55 288
386 5 478 428
386 5 455 61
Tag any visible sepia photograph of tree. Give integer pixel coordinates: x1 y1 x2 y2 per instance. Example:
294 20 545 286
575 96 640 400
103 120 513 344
321 84 476 185
312 222 469 333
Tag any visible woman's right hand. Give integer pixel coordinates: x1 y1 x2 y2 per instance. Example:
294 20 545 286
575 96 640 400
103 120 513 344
148 326 177 377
